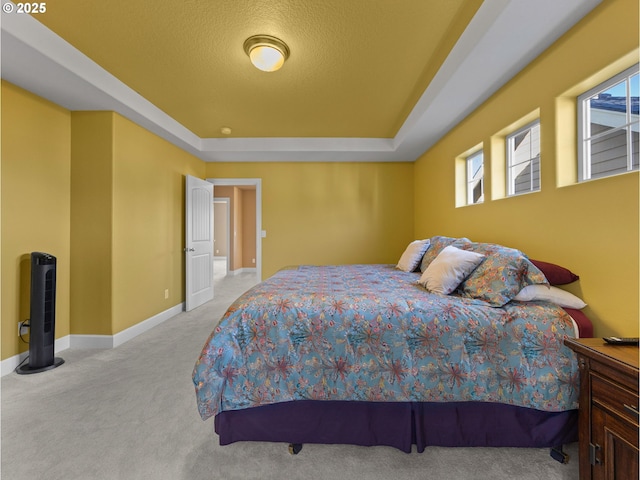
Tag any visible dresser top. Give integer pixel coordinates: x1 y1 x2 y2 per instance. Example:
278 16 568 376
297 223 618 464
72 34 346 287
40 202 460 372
565 337 639 371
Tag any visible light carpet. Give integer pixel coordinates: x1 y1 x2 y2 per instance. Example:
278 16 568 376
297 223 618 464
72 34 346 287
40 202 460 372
1 271 579 480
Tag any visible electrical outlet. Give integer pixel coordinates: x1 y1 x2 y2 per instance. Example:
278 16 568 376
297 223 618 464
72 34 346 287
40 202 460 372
164 289 169 299
252 258 255 264
18 321 29 337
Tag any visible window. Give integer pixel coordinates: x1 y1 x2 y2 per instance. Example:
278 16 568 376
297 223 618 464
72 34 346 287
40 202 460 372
506 121 540 195
578 64 639 181
466 150 484 205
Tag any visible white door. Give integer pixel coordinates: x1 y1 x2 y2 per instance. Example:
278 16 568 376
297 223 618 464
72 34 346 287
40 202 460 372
185 175 214 311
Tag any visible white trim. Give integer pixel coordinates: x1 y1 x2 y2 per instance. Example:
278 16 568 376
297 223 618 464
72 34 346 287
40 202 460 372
208 178 262 280
1 303 184 377
229 267 257 275
577 63 640 181
465 149 484 205
3 351 28 376
70 302 184 348
213 197 231 276
506 120 541 196
69 334 113 350
112 303 184 348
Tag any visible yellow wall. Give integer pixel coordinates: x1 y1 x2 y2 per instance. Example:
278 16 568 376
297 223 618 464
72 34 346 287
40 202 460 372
110 114 205 333
70 112 114 335
414 0 639 337
206 162 415 279
70 111 205 335
1 82 205 360
1 81 72 358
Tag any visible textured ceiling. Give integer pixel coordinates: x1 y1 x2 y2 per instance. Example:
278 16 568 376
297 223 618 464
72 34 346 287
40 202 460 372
29 0 478 139
1 0 602 161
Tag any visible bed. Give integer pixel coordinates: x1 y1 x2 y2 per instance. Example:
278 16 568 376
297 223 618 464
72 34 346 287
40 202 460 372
192 236 592 457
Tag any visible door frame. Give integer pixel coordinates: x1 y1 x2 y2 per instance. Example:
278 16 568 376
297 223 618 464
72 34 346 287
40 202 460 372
213 197 230 277
207 178 262 280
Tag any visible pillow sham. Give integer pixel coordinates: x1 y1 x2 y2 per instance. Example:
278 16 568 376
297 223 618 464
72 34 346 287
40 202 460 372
514 284 587 309
418 246 484 294
564 307 593 338
530 259 579 285
419 236 471 272
396 239 430 272
458 242 548 307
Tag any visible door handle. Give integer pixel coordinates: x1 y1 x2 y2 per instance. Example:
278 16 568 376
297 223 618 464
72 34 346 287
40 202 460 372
184 247 195 252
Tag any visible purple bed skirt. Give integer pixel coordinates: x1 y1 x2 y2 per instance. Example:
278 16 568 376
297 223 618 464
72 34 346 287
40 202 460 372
214 400 578 453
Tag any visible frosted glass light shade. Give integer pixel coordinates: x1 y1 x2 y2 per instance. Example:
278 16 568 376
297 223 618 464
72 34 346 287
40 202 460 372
249 45 285 72
243 35 290 72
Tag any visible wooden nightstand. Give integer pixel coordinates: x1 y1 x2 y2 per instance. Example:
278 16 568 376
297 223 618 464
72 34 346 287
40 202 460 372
564 337 639 480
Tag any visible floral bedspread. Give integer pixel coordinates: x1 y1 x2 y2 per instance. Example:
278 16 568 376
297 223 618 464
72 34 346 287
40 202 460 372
193 265 579 421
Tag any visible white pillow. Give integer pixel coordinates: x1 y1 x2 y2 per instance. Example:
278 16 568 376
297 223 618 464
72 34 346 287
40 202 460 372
514 284 587 309
418 245 484 294
396 239 430 272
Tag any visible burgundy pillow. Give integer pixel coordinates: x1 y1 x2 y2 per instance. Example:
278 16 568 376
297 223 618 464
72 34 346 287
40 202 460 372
530 259 579 285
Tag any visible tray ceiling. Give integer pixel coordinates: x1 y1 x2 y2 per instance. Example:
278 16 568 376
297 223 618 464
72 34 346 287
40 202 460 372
1 0 602 161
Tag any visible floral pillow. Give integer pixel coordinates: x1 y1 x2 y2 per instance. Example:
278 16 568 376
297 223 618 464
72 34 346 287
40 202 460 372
419 236 471 272
458 242 548 307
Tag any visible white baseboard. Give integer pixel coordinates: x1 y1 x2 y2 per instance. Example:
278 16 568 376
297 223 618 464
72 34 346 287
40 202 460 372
68 334 114 349
113 302 184 347
1 302 184 377
69 302 185 349
1 335 70 377
229 267 257 275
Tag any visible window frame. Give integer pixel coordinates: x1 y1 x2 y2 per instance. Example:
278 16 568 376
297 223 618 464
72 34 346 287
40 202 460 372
577 63 639 181
465 149 484 205
505 120 541 196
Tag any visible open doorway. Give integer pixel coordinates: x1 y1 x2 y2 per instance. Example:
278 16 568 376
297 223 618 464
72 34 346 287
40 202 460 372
208 178 262 282
213 198 230 281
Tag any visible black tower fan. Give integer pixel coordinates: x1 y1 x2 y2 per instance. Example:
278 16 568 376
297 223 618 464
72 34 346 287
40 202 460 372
16 252 64 374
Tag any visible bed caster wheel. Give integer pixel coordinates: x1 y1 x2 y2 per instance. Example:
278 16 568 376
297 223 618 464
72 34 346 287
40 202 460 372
550 446 570 464
288 443 303 455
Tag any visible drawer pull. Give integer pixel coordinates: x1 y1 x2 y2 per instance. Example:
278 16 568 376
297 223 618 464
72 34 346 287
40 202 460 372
589 442 601 465
624 404 640 419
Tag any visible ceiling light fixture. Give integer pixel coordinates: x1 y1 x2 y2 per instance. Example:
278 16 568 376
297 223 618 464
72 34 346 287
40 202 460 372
243 35 290 72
